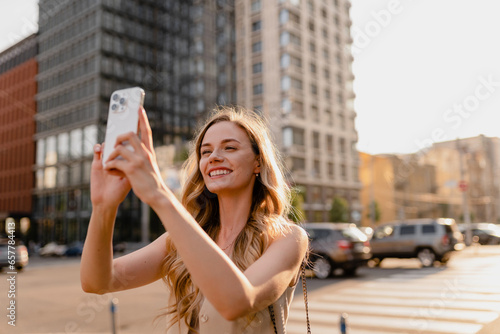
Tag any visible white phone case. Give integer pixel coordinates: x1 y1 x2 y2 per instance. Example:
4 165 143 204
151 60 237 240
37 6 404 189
102 87 145 167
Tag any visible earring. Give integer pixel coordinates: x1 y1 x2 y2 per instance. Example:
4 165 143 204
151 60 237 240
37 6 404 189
255 173 259 177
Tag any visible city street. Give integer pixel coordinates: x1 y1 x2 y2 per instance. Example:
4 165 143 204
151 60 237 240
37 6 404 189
1 245 499 334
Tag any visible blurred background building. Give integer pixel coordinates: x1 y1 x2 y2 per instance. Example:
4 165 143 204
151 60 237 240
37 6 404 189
4 0 360 245
359 135 500 227
0 34 37 236
235 0 361 222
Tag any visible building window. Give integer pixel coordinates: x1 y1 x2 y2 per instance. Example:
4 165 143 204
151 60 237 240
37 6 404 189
310 62 317 74
282 97 291 114
328 163 334 179
327 134 334 153
339 137 346 156
341 164 347 181
252 20 262 32
280 53 290 68
308 20 315 32
313 131 320 149
311 84 317 95
311 105 319 122
281 75 291 91
252 41 262 53
253 83 263 95
291 77 303 90
70 128 83 159
83 125 98 157
253 62 263 73
309 41 316 52
323 47 329 60
251 0 261 12
279 9 289 24
313 160 320 177
280 32 289 46
291 157 305 172
58 132 69 161
291 55 302 68
324 68 330 80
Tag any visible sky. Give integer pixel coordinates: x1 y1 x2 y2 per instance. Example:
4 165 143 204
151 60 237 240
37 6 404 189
1 0 499 155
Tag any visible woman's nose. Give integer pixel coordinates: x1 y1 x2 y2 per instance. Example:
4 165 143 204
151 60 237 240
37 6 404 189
209 149 224 163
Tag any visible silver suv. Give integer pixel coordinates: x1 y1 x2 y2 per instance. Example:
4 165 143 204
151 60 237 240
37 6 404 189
304 223 372 279
370 218 465 267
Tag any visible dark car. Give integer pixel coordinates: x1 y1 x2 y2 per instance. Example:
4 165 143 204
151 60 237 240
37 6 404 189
459 223 500 245
370 218 465 267
303 223 371 279
0 238 29 271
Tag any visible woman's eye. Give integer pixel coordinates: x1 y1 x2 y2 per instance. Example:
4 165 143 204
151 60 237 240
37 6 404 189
225 146 235 151
201 150 211 155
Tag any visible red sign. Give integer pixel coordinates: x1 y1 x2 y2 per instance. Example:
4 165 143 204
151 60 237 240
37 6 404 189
459 180 468 192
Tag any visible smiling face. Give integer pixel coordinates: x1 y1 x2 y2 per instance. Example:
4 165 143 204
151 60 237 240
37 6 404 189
199 121 260 196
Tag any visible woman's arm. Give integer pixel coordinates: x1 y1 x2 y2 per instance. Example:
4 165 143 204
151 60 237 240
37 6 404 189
103 109 309 319
80 141 167 294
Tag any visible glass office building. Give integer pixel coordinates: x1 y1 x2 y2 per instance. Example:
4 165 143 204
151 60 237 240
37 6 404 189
34 0 235 244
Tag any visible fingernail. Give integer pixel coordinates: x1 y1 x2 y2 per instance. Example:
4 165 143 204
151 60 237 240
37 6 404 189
94 144 101 153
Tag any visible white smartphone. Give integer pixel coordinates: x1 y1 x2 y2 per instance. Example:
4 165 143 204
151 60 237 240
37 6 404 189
102 87 145 167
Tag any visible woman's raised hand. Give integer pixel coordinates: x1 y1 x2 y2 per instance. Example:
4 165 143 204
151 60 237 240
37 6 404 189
103 108 168 206
90 143 131 209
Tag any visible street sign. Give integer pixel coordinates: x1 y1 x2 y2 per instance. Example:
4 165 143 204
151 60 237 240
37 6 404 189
459 180 468 192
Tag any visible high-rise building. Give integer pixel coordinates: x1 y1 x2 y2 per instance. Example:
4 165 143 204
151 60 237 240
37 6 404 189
235 0 361 222
0 34 37 233
33 0 236 244
32 0 360 245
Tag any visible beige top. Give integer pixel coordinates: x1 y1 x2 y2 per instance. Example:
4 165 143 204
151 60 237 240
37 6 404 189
166 283 297 334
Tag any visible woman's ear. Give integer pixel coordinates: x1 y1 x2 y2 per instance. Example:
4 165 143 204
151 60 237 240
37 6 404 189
254 156 261 174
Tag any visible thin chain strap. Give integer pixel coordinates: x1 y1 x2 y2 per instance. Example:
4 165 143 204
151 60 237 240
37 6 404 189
269 261 311 334
301 261 311 334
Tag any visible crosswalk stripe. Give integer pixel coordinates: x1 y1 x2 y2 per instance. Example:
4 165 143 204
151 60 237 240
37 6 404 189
286 263 500 334
362 281 500 295
320 294 500 312
287 310 485 334
339 285 500 301
291 300 498 323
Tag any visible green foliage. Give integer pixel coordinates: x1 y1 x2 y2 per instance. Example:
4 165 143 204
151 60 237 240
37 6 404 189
289 187 306 223
366 200 381 222
329 196 349 222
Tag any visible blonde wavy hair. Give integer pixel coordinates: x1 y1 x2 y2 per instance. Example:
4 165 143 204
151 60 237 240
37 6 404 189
160 106 292 331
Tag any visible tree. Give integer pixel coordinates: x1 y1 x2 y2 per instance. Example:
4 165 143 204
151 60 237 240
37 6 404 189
329 196 349 222
367 200 381 222
289 187 305 223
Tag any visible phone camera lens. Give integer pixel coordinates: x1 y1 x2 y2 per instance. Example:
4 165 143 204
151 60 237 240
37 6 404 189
119 98 126 105
111 104 118 111
112 94 119 101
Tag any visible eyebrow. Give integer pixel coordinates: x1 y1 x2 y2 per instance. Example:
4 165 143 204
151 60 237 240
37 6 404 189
200 138 241 148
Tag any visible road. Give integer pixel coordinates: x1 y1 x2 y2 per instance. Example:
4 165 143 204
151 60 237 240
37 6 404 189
0 245 499 334
288 245 500 334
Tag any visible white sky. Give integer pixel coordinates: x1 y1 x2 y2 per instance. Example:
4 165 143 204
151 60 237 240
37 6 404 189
1 0 499 155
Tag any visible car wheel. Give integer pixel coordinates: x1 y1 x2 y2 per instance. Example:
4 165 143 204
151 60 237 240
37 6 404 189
417 248 436 267
312 257 332 279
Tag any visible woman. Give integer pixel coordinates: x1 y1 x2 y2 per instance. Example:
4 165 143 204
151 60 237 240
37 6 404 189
80 106 309 333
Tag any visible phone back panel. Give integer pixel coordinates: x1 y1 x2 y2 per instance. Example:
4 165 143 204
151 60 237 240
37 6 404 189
102 87 144 166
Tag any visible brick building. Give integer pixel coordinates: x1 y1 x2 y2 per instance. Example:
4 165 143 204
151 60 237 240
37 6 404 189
0 34 37 233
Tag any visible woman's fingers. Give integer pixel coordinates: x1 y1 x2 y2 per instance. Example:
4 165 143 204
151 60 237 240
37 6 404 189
138 107 154 152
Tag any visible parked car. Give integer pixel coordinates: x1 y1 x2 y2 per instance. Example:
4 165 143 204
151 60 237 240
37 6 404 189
459 223 500 245
303 223 371 279
64 241 84 257
370 218 465 267
39 242 68 257
0 238 29 271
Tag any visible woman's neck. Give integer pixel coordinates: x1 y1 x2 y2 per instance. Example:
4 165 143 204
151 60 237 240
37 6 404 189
217 192 253 242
